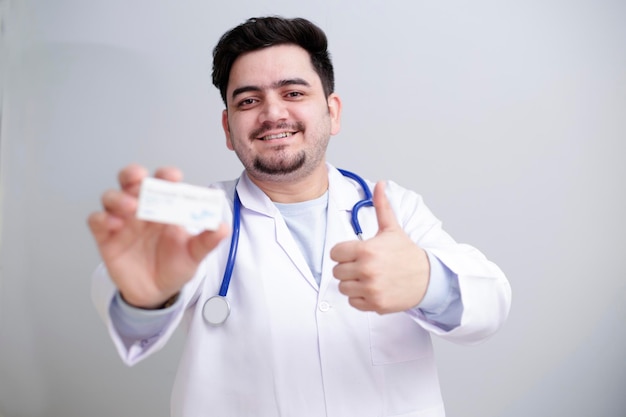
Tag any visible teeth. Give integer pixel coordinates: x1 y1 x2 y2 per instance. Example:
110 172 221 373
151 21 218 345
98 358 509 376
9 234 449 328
262 132 293 140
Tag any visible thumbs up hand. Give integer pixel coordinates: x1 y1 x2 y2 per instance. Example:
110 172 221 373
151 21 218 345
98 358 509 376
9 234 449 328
330 181 430 314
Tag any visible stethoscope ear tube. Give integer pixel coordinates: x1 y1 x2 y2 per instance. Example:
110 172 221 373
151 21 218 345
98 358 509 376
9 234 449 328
351 198 374 239
337 169 374 238
337 169 373 200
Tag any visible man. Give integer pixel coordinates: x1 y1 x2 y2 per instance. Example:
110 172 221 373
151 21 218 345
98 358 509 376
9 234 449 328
89 16 511 417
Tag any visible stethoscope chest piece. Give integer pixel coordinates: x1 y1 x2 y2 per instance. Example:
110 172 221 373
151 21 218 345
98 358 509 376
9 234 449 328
202 295 231 326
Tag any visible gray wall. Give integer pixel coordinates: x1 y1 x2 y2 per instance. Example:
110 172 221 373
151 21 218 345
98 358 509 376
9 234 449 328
1 1 624 416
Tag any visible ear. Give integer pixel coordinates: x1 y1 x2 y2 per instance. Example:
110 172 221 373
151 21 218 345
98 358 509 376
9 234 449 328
327 93 342 135
222 109 234 150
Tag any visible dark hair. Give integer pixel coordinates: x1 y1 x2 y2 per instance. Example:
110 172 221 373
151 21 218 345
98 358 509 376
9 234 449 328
212 16 335 105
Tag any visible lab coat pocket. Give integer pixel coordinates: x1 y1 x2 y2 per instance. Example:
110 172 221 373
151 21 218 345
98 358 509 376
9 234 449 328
368 311 433 365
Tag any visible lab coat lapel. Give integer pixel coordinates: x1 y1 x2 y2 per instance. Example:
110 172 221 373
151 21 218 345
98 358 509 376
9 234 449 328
236 173 319 291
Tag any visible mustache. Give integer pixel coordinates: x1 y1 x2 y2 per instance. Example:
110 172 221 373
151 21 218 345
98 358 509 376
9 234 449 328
250 122 305 139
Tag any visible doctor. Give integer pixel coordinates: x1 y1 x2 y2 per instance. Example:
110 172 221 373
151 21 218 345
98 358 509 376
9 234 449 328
89 16 511 417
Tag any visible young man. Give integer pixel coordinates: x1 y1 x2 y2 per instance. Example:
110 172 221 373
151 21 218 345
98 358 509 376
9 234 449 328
89 16 511 417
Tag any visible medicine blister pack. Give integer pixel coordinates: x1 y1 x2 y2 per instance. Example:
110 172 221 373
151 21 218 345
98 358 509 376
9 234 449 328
136 177 225 231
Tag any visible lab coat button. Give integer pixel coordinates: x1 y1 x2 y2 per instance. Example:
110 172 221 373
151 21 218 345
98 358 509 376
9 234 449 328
319 301 331 312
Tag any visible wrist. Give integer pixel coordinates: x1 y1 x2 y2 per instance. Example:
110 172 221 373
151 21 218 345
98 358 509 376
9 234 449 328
120 291 180 310
159 293 180 309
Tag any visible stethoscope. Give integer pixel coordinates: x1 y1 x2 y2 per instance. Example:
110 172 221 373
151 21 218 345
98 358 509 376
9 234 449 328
202 169 373 326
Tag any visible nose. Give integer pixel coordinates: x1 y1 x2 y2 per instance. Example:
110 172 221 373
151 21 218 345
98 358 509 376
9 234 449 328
259 94 288 124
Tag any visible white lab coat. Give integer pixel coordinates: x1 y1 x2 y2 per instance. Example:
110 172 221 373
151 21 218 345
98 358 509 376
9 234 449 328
92 164 511 417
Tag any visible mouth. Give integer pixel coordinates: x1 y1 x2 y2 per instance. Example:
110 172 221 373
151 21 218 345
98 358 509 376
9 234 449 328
258 131 296 141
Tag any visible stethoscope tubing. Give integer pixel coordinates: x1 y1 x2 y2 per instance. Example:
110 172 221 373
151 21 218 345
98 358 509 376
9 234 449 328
206 169 373 325
337 168 374 238
218 191 241 297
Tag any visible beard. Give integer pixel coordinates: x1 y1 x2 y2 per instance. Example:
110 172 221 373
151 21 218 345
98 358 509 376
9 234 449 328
230 119 331 183
249 121 307 176
253 149 306 176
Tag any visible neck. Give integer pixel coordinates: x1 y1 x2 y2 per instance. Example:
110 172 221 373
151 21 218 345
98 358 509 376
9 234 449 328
247 163 329 203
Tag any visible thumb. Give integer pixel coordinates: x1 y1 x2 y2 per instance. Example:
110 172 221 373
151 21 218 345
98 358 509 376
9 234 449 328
188 222 231 263
373 181 400 234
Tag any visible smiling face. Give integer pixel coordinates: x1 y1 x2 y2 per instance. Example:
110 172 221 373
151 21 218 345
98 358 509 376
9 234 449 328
222 44 341 186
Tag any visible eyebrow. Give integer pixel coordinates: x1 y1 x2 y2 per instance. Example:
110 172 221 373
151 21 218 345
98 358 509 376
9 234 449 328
231 78 311 101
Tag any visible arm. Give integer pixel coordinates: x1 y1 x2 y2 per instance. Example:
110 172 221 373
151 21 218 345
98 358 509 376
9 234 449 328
331 181 511 344
88 164 229 363
411 250 463 332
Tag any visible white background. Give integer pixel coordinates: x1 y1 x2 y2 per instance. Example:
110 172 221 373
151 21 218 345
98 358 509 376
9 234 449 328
0 1 624 416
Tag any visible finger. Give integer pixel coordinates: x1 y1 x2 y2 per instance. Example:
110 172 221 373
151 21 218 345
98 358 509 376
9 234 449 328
87 211 124 244
336 277 362 296
346 296 371 312
332 261 361 282
373 181 400 233
101 189 138 217
118 164 149 195
346 292 390 314
329 240 360 263
154 166 183 182
187 223 231 263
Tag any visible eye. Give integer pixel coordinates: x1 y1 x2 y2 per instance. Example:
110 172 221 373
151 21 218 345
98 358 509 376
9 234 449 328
285 91 304 99
237 97 258 108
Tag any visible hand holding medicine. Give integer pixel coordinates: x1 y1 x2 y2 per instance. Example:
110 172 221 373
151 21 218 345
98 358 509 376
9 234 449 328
87 164 229 309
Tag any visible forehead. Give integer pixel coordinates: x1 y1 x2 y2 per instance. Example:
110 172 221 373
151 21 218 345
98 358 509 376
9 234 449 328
227 44 322 93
